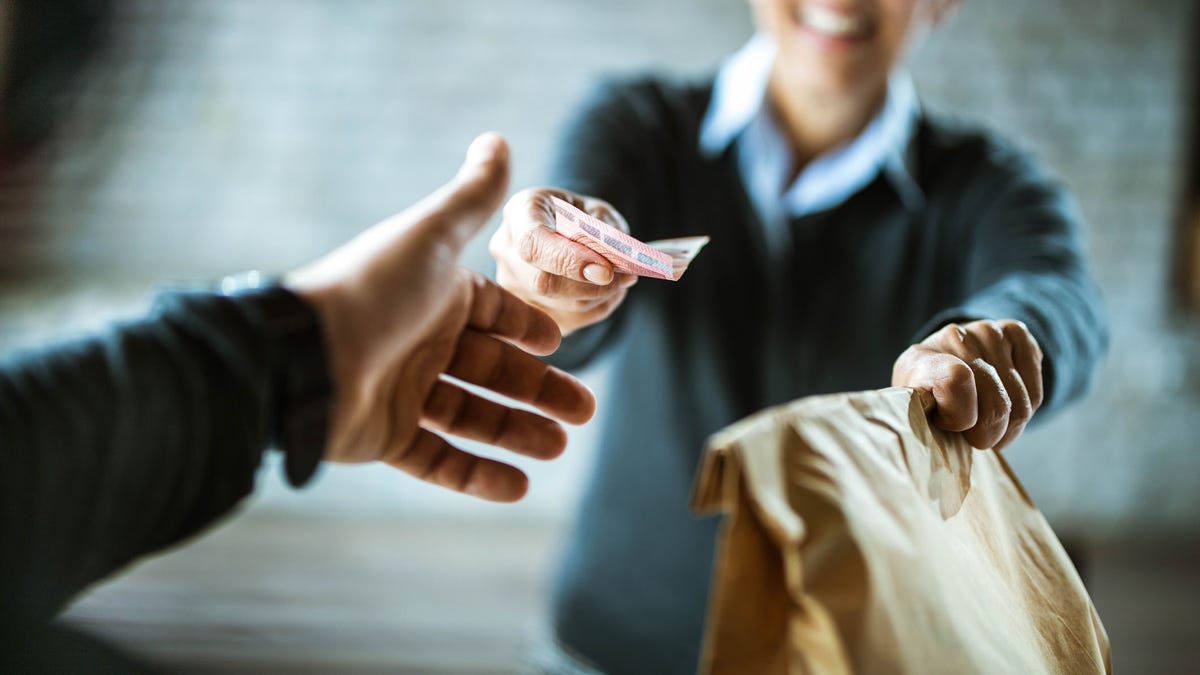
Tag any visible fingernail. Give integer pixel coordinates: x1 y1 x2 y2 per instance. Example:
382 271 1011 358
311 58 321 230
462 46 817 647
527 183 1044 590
466 132 505 166
583 264 612 285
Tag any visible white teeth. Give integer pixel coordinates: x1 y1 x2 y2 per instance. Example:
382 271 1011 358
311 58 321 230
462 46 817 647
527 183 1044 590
800 5 868 37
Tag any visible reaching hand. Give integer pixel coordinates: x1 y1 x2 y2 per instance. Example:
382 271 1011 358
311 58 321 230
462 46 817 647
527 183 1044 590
892 319 1043 450
287 134 596 501
489 188 638 336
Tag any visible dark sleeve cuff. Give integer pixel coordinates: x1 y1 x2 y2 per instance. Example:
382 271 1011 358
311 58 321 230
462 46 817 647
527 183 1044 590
219 282 332 487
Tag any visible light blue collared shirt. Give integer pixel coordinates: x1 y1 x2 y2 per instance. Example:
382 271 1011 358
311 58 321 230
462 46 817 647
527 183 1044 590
699 34 924 258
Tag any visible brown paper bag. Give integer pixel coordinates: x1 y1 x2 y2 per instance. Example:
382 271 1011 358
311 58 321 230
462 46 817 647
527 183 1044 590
691 388 1111 675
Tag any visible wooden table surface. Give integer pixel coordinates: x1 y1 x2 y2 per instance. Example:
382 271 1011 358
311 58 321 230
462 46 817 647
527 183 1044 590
58 508 1200 674
62 512 564 674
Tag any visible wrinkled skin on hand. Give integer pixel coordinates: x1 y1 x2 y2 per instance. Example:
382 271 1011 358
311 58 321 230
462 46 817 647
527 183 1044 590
893 319 1043 450
490 188 638 336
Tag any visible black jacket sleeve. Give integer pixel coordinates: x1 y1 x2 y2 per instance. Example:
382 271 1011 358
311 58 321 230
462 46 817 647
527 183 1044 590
0 287 329 622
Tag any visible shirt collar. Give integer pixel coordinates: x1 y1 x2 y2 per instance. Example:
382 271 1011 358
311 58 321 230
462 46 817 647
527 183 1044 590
699 34 924 214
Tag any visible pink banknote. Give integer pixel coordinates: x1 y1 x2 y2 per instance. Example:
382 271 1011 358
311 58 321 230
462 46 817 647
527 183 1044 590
550 196 710 281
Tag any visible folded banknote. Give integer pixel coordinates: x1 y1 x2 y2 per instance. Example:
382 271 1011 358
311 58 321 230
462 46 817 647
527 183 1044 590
551 196 709 281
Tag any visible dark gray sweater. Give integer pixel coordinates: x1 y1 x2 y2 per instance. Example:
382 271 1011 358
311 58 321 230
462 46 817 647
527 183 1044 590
545 77 1108 675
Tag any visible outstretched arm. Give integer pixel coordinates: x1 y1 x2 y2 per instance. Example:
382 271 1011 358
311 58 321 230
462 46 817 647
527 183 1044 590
893 150 1108 449
0 134 595 621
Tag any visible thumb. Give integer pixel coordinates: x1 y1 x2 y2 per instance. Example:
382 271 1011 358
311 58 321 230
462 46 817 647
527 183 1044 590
414 132 511 255
904 349 979 433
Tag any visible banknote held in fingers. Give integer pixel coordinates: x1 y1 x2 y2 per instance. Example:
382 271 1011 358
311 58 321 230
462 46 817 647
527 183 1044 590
550 197 709 281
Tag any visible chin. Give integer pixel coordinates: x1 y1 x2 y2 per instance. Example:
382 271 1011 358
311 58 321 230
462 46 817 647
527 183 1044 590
778 54 881 101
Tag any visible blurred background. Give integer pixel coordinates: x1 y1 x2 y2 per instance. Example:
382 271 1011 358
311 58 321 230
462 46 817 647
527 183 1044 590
2 0 1197 672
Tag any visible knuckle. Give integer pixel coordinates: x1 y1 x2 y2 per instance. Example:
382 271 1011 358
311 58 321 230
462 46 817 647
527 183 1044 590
1030 385 1045 410
1008 399 1032 426
517 231 539 263
1000 318 1028 334
1029 333 1045 362
1010 400 1033 425
552 249 581 278
504 187 541 215
999 319 1028 345
997 318 1024 335
583 195 630 232
988 392 1013 424
589 203 614 222
1003 320 1042 356
893 346 914 368
971 355 997 378
513 186 541 201
939 323 969 348
940 359 974 391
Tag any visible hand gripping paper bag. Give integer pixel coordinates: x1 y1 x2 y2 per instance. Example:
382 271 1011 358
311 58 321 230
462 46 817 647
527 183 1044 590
691 388 1111 675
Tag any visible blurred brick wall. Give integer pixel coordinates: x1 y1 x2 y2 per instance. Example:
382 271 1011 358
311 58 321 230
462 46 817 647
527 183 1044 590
912 0 1199 539
0 0 1195 538
0 0 750 278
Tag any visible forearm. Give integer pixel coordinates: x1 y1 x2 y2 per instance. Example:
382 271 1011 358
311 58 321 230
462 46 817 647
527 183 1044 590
926 147 1110 418
0 288 327 620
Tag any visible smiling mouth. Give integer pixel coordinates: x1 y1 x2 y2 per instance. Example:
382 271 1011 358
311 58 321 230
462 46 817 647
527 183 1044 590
796 4 873 40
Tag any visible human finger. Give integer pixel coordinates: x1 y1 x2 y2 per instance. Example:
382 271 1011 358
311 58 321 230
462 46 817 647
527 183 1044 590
615 273 638 288
383 428 529 502
501 189 618 286
523 187 631 233
494 260 618 319
422 379 567 460
893 347 979 432
445 330 596 425
1002 320 1044 411
491 248 627 302
966 321 1032 450
493 270 627 337
993 367 1033 451
569 291 628 312
461 271 562 356
575 289 627 323
408 132 511 255
961 357 1011 449
579 197 632 234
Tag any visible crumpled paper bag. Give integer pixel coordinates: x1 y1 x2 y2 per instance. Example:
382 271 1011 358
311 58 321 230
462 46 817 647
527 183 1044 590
691 387 1111 675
